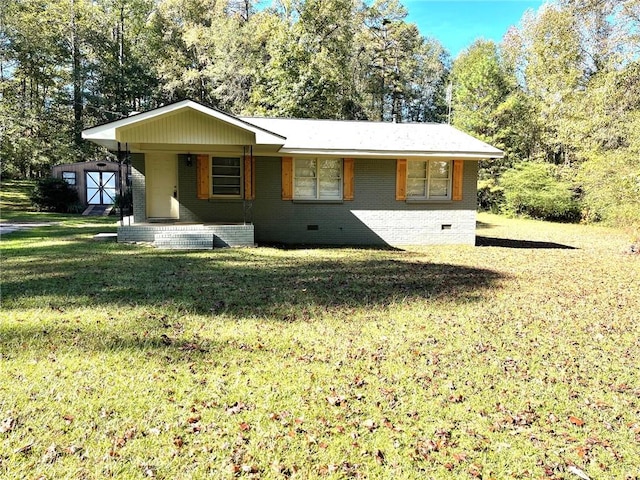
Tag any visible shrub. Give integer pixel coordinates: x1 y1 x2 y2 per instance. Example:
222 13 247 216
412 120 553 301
30 177 80 213
500 162 581 222
114 189 133 215
578 151 640 240
477 178 504 213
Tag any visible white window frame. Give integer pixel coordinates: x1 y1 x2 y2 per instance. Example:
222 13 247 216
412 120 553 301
62 171 76 186
211 156 242 198
407 160 452 200
293 158 343 200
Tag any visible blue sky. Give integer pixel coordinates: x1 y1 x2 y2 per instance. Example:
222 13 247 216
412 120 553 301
255 0 546 59
404 0 546 58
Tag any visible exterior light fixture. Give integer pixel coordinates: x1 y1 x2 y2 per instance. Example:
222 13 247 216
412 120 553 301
186 153 193 167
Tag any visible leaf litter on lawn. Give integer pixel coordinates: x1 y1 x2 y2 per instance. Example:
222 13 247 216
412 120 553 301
0 213 638 478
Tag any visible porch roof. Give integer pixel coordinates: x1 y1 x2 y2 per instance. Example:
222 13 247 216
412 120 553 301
82 100 286 150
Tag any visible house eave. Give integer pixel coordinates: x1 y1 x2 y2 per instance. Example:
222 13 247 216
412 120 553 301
277 148 504 159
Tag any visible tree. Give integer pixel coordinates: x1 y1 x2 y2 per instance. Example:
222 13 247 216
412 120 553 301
358 0 428 121
575 62 640 232
1 0 75 176
402 38 450 123
451 40 534 178
519 5 584 164
494 0 640 228
500 162 581 222
249 0 364 119
86 0 158 122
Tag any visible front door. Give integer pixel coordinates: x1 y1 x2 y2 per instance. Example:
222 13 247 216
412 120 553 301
146 153 179 219
86 171 117 205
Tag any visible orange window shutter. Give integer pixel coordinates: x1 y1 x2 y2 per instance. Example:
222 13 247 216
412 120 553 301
452 160 464 201
196 155 209 199
396 159 407 201
251 156 256 199
343 158 354 201
244 155 255 200
281 157 293 200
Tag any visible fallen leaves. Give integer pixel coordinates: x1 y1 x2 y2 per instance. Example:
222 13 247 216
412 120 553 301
361 419 377 432
173 436 184 448
10 439 85 466
568 465 591 480
326 395 347 407
110 427 137 456
186 414 201 424
0 416 16 433
41 443 60 464
225 402 250 415
569 415 585 427
415 430 455 459
14 441 34 454
318 462 360 476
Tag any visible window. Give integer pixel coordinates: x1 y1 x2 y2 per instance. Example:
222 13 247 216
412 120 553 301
62 172 76 185
294 158 342 200
211 157 241 197
407 160 451 199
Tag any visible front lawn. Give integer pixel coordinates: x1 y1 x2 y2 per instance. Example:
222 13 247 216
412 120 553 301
1 208 638 478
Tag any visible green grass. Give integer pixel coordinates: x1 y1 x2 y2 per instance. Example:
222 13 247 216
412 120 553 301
1 182 639 479
0 179 116 225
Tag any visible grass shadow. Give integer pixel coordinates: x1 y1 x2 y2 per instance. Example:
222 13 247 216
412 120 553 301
2 230 505 318
476 236 577 250
258 242 404 252
1 226 506 356
475 220 496 230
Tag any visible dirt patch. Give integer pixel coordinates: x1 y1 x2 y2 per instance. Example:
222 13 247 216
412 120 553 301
0 222 58 235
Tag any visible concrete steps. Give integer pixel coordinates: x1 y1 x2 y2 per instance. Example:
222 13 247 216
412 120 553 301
83 205 113 216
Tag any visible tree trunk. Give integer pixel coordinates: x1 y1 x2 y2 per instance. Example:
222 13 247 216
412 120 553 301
71 0 83 149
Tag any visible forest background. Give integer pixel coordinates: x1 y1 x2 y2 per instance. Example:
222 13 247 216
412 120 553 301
1 0 638 232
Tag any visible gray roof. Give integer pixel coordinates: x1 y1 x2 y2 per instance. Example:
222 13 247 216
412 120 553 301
82 100 503 159
241 116 504 159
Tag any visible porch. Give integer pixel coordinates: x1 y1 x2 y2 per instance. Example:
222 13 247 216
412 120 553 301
117 220 255 249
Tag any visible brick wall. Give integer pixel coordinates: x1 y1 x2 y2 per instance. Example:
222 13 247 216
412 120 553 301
130 155 146 223
251 157 478 246
135 154 479 247
118 224 254 247
177 154 248 223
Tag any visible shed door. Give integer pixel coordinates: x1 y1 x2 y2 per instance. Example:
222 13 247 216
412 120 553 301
86 171 116 205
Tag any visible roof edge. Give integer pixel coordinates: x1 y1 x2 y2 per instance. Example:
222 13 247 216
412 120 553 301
278 148 504 159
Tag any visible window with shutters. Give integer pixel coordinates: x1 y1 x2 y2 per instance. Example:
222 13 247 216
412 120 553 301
407 160 451 200
293 158 342 200
211 157 242 197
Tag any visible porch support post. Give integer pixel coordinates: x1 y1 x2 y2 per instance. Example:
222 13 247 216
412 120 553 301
117 142 124 225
